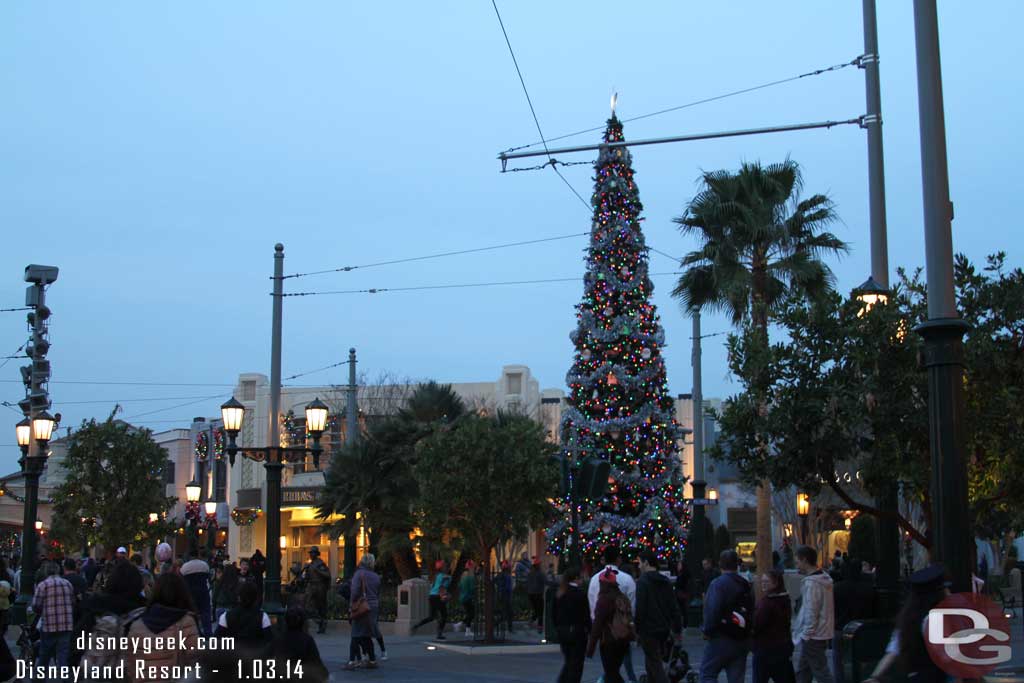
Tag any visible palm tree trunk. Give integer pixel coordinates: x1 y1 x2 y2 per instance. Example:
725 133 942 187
752 283 773 586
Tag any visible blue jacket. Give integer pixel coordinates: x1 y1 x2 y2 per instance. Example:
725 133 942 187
701 572 748 638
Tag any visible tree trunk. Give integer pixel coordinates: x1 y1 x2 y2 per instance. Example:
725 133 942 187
482 550 496 642
391 547 419 581
751 274 773 588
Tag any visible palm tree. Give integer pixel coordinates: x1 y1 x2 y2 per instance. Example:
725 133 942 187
672 159 847 576
317 381 466 580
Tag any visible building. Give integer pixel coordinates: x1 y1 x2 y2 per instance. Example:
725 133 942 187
225 364 550 580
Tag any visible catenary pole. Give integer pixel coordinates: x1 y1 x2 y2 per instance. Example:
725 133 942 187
911 0 971 593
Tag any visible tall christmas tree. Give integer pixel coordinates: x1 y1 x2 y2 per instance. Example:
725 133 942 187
548 114 689 562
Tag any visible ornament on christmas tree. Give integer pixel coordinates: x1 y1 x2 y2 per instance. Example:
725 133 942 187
602 523 611 534
607 372 618 385
582 349 592 360
620 266 630 277
603 306 613 317
641 348 652 360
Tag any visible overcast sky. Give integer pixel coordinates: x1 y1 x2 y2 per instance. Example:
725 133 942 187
2 1 1020 473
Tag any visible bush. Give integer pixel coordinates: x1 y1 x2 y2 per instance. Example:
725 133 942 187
847 515 877 566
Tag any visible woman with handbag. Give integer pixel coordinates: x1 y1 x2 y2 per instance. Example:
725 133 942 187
344 553 381 671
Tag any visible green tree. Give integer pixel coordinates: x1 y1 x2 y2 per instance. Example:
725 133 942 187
713 253 1024 549
847 516 877 566
50 415 177 553
673 159 847 574
713 524 733 558
317 382 466 580
415 412 558 642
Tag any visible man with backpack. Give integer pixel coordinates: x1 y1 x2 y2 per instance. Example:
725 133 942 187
636 551 682 683
700 550 752 683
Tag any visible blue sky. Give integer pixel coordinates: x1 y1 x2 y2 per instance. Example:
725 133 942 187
2 2 1021 472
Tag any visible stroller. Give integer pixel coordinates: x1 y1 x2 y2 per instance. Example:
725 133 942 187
639 638 697 683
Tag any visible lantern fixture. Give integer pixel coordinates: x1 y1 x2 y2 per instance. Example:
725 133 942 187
796 492 810 517
185 479 201 503
32 411 56 444
204 501 218 516
16 418 31 448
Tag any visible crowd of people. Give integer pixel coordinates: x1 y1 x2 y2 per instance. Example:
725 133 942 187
0 543 331 683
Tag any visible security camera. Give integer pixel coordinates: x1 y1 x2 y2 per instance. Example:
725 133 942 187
24 264 59 286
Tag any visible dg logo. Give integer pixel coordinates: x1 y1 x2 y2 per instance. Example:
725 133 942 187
926 593 1012 678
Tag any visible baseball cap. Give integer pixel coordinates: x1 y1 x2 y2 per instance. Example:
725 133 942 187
116 547 127 554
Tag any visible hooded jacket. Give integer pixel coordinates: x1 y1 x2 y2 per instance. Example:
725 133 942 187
792 570 834 643
181 559 213 634
127 605 199 682
635 570 682 638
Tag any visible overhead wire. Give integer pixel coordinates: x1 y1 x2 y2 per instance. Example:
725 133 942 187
491 0 594 214
502 55 865 154
0 379 234 387
282 272 683 297
0 344 25 372
0 307 31 313
281 232 588 280
123 394 228 420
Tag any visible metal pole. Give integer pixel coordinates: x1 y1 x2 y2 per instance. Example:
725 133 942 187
911 0 971 594
498 118 863 164
264 243 286 614
863 0 900 615
12 276 53 625
343 348 359 579
862 0 889 290
688 313 707 591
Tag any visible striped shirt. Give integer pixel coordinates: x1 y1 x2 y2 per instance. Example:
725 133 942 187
32 575 76 632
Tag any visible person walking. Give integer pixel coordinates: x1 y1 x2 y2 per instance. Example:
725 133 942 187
527 559 546 632
862 565 950 683
75 558 147 667
303 547 331 634
497 561 514 633
459 560 477 636
587 546 638 683
212 563 240 621
127 573 200 683
33 561 76 668
674 560 692 630
587 569 635 683
273 607 328 683
215 581 272 656
344 553 382 670
700 550 753 683
554 566 590 683
414 560 451 639
752 570 795 683
636 551 682 683
792 546 834 683
181 554 214 636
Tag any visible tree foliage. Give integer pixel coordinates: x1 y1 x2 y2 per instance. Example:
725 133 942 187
712 252 1024 544
50 416 176 553
673 159 847 573
415 411 558 641
317 381 466 580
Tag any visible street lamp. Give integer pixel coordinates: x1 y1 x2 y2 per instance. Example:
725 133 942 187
280 535 287 550
221 396 327 616
853 275 889 313
149 513 159 524
16 418 30 450
185 480 201 503
708 488 718 501
34 520 43 531
32 412 56 444
796 493 811 545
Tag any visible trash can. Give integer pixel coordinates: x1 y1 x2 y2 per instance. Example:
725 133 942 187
841 619 894 683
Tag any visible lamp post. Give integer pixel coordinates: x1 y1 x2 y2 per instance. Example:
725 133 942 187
221 396 328 617
796 493 811 546
11 412 56 625
185 479 201 557
204 501 218 552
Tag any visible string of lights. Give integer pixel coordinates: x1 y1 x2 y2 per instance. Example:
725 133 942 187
502 55 865 154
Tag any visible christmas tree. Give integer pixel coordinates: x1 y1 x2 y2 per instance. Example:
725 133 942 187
548 115 688 562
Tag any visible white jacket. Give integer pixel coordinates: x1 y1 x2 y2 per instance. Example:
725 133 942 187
792 570 834 643
587 565 636 618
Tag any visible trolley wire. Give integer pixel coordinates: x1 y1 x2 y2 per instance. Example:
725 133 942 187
281 232 588 280
502 55 865 154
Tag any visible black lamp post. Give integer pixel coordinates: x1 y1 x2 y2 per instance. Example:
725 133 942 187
220 396 328 617
204 502 218 552
10 411 56 625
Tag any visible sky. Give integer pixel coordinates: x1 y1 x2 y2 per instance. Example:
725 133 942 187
2 1 1021 473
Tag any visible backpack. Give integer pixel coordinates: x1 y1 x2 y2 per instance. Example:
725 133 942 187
609 593 636 642
81 607 146 669
718 575 753 639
